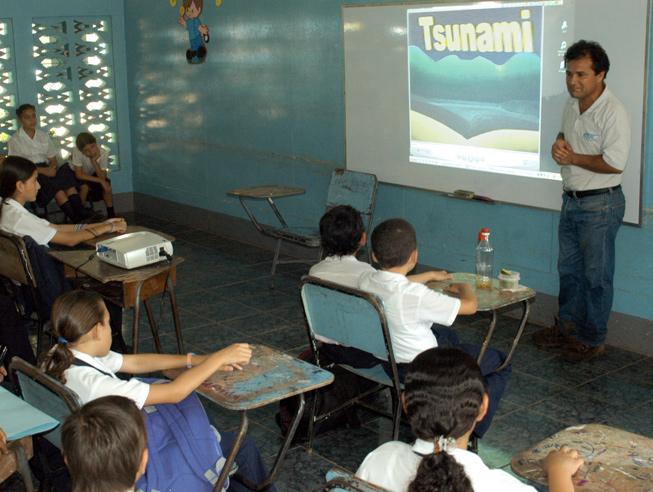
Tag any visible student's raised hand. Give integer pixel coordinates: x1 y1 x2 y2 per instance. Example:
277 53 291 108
0 365 7 383
215 343 252 371
0 428 7 455
542 445 584 478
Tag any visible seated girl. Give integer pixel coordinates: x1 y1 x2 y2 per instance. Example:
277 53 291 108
43 290 277 492
356 347 584 492
0 156 125 247
66 132 116 218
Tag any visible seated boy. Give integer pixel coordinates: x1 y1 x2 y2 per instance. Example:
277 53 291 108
358 218 511 438
62 395 148 492
67 132 116 218
309 205 453 368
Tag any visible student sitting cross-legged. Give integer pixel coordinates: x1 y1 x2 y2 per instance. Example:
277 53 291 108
356 347 583 492
43 290 277 492
358 218 511 438
62 395 149 492
309 205 453 368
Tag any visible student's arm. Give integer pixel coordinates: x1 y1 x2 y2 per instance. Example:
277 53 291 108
36 156 58 177
443 282 477 314
407 270 453 284
139 344 252 406
542 446 584 492
49 218 126 246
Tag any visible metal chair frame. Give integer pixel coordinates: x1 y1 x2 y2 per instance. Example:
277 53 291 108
300 276 403 451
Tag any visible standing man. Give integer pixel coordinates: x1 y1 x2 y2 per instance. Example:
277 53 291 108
534 40 630 361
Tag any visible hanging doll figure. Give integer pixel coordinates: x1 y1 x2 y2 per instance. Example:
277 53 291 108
178 0 209 64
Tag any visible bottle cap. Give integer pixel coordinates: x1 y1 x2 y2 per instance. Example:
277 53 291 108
478 228 490 241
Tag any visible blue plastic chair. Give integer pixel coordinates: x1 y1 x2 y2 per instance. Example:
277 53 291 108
10 357 82 492
267 169 378 288
300 276 403 450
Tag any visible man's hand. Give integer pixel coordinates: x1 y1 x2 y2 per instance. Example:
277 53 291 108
552 139 574 165
100 180 112 193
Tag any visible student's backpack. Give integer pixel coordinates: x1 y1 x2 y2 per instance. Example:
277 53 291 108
276 348 372 442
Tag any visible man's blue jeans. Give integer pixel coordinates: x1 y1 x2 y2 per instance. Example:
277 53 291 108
558 187 625 347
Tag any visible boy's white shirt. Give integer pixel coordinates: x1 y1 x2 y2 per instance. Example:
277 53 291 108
358 270 460 363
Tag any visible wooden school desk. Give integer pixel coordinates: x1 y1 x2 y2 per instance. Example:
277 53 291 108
428 272 536 370
164 343 334 492
511 424 653 491
49 249 185 354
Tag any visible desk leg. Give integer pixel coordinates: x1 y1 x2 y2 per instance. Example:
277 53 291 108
132 279 145 354
477 311 499 365
143 299 163 354
267 197 289 228
167 275 185 354
235 394 305 491
239 197 266 234
214 412 249 492
497 300 530 372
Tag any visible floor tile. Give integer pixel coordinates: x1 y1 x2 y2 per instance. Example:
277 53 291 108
529 390 625 426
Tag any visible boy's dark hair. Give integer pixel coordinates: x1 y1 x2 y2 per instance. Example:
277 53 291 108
15 104 35 119
75 132 97 151
62 395 148 492
565 40 610 78
404 347 484 492
370 218 416 268
319 205 364 257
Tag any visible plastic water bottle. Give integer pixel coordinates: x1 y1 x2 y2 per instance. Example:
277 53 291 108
475 228 493 289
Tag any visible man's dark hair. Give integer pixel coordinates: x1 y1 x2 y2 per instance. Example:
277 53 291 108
16 104 36 119
565 40 610 78
371 218 417 269
319 205 364 257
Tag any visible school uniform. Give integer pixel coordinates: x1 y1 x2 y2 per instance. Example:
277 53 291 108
356 438 536 492
0 198 56 245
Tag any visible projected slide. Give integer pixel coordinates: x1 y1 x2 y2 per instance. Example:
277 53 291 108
408 5 546 176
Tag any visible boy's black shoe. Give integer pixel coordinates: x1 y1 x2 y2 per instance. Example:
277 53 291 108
197 46 207 59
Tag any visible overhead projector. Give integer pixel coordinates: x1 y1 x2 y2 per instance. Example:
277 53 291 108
96 231 173 269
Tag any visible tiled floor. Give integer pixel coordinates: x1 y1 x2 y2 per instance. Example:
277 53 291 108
3 211 653 492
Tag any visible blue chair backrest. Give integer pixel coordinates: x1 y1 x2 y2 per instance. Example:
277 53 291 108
10 358 82 450
325 169 378 218
300 277 391 361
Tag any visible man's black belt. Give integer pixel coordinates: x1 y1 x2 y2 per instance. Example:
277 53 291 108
565 185 621 198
